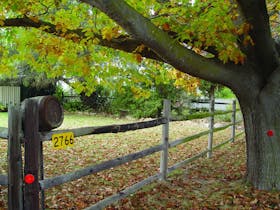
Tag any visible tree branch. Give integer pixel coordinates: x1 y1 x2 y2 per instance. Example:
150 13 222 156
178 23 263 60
3 17 83 37
236 0 280 77
2 17 164 61
2 16 220 62
78 0 253 89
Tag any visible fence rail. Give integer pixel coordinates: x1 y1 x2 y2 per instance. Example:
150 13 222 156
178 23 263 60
40 118 166 140
86 173 161 210
0 174 8 186
40 144 163 190
169 121 241 148
171 109 238 121
0 127 8 139
168 131 244 173
1 97 244 210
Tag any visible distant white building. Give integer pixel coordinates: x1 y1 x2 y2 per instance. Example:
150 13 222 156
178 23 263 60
190 98 234 111
0 86 21 106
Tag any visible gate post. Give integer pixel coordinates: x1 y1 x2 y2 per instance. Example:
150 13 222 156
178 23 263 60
160 99 170 181
22 99 40 210
207 85 215 158
231 100 236 142
8 105 23 210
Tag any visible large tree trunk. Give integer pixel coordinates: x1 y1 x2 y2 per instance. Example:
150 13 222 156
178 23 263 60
239 80 280 190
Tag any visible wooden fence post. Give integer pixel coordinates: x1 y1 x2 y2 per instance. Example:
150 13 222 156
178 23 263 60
231 100 236 142
23 99 40 210
160 99 170 181
207 86 215 158
8 105 23 210
40 140 45 210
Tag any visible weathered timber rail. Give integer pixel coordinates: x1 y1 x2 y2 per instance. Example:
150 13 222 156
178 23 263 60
40 117 166 140
0 97 244 210
0 174 8 186
40 144 163 190
0 127 8 139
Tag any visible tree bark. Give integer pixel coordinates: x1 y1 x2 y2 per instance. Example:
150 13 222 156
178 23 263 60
238 68 280 190
237 0 279 76
241 100 280 189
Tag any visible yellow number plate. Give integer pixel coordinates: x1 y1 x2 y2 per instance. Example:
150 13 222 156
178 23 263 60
52 132 74 149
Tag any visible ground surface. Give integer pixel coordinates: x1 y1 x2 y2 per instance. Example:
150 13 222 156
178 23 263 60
0 113 279 209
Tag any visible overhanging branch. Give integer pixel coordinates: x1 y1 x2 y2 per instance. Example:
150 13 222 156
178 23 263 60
79 0 250 88
2 17 164 61
2 17 220 62
3 17 81 36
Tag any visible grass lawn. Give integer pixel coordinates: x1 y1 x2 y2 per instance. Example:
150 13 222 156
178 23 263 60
0 112 279 209
0 113 8 127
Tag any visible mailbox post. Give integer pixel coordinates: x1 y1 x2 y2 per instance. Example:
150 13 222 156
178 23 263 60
22 96 63 210
23 99 40 210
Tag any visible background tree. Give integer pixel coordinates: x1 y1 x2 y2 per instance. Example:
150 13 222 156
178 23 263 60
1 0 280 190
0 62 57 100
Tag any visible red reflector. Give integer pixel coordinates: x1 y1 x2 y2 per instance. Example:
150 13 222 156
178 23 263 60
267 130 274 137
24 174 35 184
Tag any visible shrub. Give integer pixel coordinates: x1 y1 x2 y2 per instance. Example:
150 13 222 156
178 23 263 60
79 86 110 112
63 100 89 112
109 88 163 118
53 86 64 103
0 103 7 112
215 112 232 122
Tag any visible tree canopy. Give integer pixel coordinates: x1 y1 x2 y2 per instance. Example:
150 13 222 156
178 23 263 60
1 0 279 97
0 0 204 96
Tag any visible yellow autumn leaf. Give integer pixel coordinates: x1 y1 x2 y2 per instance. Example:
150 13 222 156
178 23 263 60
102 28 113 41
55 23 64 31
169 69 200 94
131 86 151 99
101 27 120 41
0 15 5 26
243 35 254 46
133 44 146 53
29 16 39 23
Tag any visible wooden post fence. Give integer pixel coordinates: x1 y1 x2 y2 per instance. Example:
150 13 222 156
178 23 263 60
160 99 170 181
231 100 236 142
8 105 23 210
207 86 215 158
1 97 243 209
23 99 40 210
